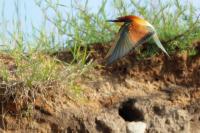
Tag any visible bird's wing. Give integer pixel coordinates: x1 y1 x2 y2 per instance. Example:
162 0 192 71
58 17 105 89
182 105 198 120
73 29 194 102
106 23 154 65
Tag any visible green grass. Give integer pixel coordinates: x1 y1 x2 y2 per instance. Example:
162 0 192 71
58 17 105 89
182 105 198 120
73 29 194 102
33 0 200 57
0 0 200 112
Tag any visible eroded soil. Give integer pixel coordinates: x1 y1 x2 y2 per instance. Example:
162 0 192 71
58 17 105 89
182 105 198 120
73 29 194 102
0 41 200 133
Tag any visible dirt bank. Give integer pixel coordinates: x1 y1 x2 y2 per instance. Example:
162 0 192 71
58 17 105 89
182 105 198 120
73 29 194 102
0 41 200 133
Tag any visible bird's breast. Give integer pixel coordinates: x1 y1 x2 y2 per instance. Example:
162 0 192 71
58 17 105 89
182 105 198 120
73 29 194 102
128 23 151 44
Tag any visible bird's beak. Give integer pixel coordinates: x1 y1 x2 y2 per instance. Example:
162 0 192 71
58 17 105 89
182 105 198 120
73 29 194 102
106 20 124 26
106 20 119 22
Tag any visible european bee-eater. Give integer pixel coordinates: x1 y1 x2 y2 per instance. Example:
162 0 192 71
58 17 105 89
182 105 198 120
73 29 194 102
105 15 169 65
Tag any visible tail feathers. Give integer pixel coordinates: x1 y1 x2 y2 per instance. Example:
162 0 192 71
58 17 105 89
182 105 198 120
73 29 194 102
152 34 170 57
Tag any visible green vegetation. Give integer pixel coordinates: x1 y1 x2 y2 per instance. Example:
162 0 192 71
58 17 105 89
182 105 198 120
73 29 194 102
34 0 200 56
0 0 200 108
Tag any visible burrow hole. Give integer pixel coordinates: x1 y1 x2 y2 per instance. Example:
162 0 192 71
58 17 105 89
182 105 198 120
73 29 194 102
118 98 144 122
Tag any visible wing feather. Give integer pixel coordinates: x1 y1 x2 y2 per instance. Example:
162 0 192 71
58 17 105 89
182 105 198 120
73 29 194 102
106 23 154 65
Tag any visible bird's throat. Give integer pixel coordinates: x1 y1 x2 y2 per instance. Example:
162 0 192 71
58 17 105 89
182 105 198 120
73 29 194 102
115 22 124 26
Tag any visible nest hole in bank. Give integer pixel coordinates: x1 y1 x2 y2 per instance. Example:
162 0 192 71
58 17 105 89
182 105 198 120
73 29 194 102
118 98 144 122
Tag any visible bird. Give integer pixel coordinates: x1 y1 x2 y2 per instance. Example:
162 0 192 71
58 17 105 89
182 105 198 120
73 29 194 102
105 15 169 65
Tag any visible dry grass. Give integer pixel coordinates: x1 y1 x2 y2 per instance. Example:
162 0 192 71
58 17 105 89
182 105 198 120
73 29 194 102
0 51 93 120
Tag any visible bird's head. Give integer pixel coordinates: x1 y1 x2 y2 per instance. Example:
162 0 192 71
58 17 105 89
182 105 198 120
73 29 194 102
107 15 150 26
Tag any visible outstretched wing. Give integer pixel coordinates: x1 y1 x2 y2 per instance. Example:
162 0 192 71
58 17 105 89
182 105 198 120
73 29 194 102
105 23 154 65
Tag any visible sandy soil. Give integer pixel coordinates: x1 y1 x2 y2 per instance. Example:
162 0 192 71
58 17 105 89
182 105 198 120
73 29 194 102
0 41 200 133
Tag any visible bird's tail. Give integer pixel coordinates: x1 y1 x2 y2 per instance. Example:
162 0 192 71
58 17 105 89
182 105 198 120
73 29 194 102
152 34 170 57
